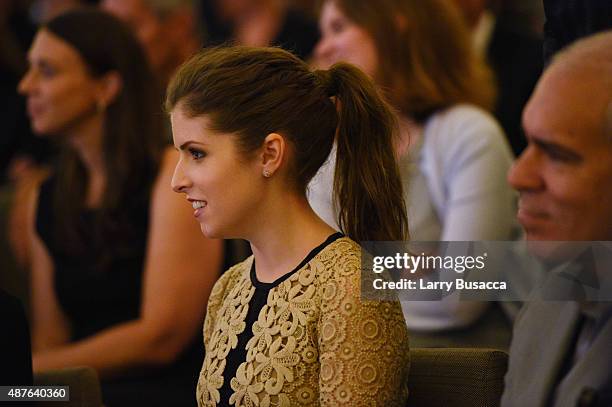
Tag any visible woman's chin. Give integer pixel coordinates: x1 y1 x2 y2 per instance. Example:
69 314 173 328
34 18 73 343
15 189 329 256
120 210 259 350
200 223 222 240
31 121 49 135
31 121 61 138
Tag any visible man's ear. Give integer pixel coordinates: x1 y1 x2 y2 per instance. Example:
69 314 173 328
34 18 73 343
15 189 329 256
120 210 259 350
97 70 123 108
260 133 286 177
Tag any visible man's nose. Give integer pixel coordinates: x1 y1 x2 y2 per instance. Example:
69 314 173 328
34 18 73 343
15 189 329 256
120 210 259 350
18 69 35 95
507 146 544 193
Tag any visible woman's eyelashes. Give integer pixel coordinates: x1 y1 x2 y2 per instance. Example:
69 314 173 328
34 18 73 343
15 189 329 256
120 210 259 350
35 60 57 78
40 65 56 78
189 148 206 160
330 19 345 34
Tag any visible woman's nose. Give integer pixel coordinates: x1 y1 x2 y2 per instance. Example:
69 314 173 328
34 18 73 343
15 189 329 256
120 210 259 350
18 70 35 95
171 158 191 193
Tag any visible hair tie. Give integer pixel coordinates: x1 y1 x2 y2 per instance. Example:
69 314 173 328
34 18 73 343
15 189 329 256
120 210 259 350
314 69 337 97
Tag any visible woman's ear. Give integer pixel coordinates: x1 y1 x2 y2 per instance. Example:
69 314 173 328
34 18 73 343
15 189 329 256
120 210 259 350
260 132 286 177
97 70 123 108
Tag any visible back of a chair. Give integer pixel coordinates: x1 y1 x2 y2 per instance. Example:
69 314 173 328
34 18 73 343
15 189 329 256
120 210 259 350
408 348 508 407
34 366 103 407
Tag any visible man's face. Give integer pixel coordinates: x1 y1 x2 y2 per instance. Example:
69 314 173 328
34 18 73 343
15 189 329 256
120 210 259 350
508 65 612 241
102 0 173 77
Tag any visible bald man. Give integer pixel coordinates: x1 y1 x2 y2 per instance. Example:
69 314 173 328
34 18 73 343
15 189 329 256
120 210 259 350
502 31 612 407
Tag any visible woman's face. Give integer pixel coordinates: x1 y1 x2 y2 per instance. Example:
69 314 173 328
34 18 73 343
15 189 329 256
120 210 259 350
18 29 104 136
314 1 379 78
170 107 265 239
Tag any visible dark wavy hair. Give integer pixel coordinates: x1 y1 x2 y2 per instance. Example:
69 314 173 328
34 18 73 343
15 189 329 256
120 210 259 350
167 46 408 241
44 8 166 253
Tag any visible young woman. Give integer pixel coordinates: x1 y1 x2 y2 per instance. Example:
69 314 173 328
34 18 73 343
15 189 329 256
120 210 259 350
311 0 517 339
19 9 222 406
167 46 411 406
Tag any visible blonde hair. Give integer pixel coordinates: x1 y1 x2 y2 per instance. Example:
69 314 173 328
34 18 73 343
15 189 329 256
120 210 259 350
332 0 496 122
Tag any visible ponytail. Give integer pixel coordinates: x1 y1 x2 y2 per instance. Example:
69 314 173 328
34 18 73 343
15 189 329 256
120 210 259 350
166 46 407 242
318 63 409 242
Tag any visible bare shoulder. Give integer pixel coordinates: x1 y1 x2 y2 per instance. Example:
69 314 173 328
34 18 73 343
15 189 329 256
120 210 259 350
15 168 52 256
148 147 184 214
20 168 52 214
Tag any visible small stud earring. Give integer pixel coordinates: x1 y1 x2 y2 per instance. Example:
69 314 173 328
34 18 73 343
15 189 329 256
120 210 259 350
263 169 271 178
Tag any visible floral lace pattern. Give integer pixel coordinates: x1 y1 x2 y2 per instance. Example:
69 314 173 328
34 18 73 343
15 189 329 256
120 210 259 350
197 238 410 406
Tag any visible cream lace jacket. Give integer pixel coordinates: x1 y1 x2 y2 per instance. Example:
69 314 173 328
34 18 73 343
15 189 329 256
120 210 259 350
196 237 410 406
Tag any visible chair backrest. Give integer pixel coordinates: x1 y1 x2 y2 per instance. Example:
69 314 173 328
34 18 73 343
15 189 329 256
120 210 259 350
408 348 508 407
34 366 103 407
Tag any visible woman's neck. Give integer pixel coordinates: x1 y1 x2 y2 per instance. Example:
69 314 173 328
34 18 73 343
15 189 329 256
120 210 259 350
396 115 422 157
66 112 107 207
248 193 336 284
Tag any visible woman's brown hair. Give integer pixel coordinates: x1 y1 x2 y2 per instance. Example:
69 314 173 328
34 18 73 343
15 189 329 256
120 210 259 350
44 8 166 256
331 0 496 122
166 46 408 241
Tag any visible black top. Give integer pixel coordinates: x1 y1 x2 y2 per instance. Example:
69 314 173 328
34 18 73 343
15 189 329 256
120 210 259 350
0 289 33 386
218 232 343 406
36 177 148 341
35 176 203 407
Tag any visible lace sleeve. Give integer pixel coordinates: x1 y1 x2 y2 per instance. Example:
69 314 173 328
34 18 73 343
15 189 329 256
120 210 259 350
317 245 410 406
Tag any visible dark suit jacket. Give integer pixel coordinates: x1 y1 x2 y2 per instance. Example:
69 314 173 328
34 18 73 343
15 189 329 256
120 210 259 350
487 22 542 156
502 295 612 406
0 289 33 385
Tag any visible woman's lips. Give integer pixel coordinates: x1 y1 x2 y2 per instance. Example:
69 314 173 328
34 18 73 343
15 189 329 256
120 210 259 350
191 200 207 218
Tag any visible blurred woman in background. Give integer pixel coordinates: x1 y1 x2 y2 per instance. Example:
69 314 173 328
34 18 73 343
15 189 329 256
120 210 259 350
19 8 221 406
311 0 517 345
